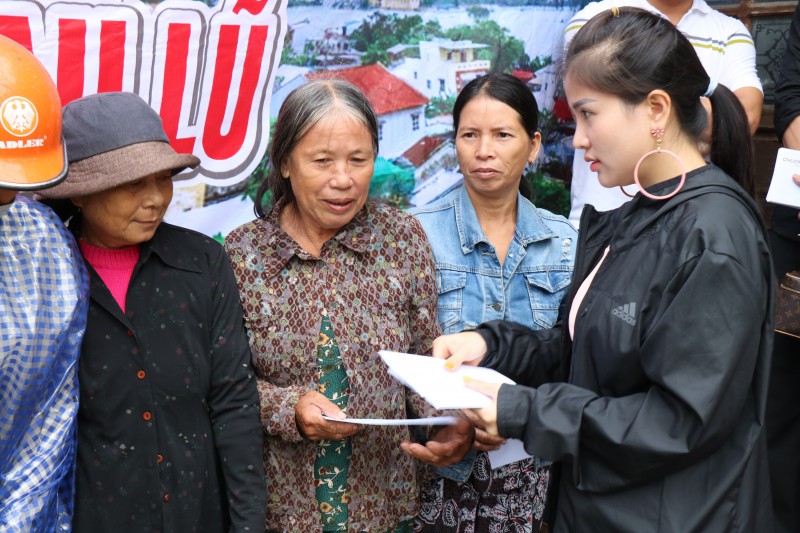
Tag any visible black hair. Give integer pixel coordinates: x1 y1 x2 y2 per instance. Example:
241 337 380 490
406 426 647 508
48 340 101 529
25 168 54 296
453 72 539 138
564 7 754 196
452 73 540 199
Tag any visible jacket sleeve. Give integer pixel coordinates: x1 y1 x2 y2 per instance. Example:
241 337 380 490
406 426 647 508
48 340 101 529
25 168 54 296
475 320 565 386
775 3 800 141
497 249 767 492
206 249 267 532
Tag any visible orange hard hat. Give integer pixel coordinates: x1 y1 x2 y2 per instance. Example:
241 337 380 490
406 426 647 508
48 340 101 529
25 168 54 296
0 35 67 190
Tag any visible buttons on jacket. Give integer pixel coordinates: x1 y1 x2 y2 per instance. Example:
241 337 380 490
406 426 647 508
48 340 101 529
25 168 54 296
157 454 163 464
163 493 170 503
137 370 146 379
490 302 502 311
127 329 133 336
143 411 152 421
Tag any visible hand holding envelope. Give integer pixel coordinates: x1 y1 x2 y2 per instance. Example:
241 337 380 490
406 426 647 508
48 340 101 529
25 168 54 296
377 350 512 410
380 345 532 469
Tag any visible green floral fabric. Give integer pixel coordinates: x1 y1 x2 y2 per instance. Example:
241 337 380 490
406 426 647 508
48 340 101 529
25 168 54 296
314 314 352 531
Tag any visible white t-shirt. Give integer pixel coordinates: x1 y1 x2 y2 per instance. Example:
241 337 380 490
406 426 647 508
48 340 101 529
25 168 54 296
563 0 763 226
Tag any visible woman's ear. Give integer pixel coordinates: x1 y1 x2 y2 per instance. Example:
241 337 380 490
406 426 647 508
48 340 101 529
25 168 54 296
280 158 290 179
528 131 543 164
70 196 84 209
646 89 671 126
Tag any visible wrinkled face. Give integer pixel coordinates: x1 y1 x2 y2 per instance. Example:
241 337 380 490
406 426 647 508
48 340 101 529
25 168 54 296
282 110 374 240
455 95 540 200
565 74 652 188
73 171 173 249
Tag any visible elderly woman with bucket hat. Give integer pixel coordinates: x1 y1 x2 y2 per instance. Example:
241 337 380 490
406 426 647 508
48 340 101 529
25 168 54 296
39 92 266 533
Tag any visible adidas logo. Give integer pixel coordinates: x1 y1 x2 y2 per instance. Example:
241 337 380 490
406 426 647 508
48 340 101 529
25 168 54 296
611 302 637 326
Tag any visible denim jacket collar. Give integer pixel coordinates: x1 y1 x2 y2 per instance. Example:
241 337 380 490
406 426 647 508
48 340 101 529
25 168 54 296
454 185 558 254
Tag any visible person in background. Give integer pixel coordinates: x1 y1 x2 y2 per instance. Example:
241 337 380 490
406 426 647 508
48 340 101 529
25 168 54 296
224 79 473 532
38 92 266 533
564 0 763 226
410 73 576 532
766 4 800 531
433 9 774 531
0 35 88 531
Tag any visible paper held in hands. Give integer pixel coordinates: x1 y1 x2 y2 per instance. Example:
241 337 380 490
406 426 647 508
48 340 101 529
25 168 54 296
378 350 515 410
379 350 532 468
766 148 800 209
321 414 459 426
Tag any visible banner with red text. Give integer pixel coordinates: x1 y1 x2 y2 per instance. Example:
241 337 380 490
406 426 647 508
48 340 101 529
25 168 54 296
0 0 580 240
0 0 287 188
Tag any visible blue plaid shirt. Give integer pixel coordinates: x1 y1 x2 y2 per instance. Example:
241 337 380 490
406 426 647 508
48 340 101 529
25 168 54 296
0 196 88 532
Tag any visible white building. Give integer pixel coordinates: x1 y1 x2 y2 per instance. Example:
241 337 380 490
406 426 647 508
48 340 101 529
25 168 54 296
369 0 420 9
529 63 559 112
392 39 490 99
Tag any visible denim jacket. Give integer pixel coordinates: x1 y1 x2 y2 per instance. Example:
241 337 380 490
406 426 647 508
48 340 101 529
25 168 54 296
410 186 577 336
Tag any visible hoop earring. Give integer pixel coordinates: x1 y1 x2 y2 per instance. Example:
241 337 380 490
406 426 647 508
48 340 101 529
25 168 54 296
633 127 687 201
619 185 636 198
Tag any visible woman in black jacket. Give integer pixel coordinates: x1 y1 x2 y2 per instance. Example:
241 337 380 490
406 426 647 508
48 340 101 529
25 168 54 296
434 8 774 532
39 92 266 533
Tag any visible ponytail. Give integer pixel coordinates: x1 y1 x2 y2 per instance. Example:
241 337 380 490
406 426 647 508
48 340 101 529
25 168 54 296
708 85 755 197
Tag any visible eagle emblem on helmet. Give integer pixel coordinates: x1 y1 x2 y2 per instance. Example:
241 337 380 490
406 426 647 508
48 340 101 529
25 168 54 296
1 96 38 137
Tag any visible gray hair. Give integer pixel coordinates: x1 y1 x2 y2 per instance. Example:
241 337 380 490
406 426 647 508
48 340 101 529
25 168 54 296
254 79 379 217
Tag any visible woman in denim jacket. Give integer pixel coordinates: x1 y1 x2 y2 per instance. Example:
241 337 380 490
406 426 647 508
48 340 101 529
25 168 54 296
411 73 577 532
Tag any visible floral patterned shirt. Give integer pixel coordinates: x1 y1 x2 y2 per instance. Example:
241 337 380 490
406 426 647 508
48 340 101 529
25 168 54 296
225 200 442 532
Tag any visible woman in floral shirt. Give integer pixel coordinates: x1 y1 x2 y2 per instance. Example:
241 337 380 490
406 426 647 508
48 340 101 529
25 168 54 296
224 80 473 532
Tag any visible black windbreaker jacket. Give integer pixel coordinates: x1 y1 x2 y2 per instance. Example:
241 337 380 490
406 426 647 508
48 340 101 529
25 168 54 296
476 165 775 532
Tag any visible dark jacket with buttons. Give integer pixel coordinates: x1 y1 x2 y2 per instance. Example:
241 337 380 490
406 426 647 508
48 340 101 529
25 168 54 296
71 222 266 533
477 165 775 532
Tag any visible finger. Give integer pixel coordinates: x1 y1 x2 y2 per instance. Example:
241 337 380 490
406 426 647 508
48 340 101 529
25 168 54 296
474 440 501 452
400 440 446 465
443 352 468 372
321 407 346 421
310 395 346 420
475 428 505 446
793 173 800 186
325 420 359 432
322 418 363 439
431 336 456 361
460 409 483 429
422 438 463 461
474 428 503 452
463 377 501 400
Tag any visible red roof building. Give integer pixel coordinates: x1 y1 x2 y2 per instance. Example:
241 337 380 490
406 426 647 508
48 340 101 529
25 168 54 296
402 135 446 167
511 69 535 83
307 64 429 116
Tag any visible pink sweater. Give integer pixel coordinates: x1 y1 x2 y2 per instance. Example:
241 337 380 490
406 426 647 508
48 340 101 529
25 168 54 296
79 241 139 313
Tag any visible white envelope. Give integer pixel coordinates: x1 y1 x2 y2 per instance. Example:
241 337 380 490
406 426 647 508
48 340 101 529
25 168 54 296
378 350 533 467
378 350 515 410
766 148 800 209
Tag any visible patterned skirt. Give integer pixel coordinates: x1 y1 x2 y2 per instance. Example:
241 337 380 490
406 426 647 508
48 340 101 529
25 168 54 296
414 452 549 533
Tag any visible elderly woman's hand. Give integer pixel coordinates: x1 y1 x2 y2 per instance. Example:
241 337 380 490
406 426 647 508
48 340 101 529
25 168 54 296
295 391 363 441
399 417 475 467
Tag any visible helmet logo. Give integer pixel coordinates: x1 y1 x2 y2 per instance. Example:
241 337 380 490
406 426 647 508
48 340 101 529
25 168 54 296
1 96 38 137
